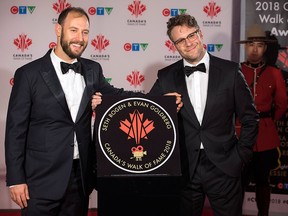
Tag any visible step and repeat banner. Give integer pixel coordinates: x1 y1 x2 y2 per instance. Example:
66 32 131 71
0 0 287 214
241 0 288 215
0 0 233 209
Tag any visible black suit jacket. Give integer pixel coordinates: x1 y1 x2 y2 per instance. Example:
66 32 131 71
5 49 131 200
149 54 259 179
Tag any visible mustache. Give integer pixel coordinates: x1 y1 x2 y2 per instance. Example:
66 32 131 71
70 41 85 46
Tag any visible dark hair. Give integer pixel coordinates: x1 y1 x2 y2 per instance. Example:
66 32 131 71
57 7 90 26
167 14 199 40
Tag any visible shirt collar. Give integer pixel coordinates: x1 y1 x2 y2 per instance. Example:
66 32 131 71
50 49 78 65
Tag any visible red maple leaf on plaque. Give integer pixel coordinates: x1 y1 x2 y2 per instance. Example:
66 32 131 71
119 110 154 145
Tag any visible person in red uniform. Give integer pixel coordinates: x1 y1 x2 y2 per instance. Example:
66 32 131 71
236 24 287 216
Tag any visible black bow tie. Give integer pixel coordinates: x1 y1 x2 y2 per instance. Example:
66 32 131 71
184 63 206 77
60 62 82 74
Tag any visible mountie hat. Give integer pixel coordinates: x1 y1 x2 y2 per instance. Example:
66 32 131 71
238 24 277 44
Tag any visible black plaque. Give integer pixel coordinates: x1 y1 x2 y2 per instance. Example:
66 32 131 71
95 95 181 177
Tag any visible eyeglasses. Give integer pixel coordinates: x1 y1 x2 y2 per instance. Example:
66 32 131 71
173 29 199 46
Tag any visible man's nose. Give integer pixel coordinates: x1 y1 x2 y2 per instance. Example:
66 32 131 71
76 32 84 41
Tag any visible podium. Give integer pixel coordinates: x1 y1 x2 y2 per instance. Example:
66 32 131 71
95 96 182 216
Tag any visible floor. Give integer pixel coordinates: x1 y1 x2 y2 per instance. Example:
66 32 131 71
0 208 220 216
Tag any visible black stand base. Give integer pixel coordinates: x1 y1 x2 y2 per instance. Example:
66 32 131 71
97 176 181 216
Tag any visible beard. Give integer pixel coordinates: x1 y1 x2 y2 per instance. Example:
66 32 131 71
60 31 88 59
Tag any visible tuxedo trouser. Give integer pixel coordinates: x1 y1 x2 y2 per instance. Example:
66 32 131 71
180 150 243 216
242 148 279 187
22 159 89 216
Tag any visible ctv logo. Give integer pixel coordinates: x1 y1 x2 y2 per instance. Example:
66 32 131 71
11 6 36 14
10 78 14 86
49 42 57 49
124 43 148 52
88 7 113 16
206 44 223 52
106 78 112 83
88 7 113 15
277 183 288 190
162 8 187 17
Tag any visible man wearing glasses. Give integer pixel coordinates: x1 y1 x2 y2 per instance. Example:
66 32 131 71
149 14 259 216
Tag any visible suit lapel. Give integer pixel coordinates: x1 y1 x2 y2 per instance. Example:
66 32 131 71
40 50 71 118
202 55 221 127
75 59 94 123
175 61 200 127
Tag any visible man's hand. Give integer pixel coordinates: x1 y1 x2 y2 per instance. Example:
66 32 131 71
92 92 102 110
164 92 183 112
9 184 29 209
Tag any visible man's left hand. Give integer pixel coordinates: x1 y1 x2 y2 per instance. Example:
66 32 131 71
164 92 183 112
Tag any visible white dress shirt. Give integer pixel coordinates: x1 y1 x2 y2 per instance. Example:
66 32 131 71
50 50 86 159
184 51 210 149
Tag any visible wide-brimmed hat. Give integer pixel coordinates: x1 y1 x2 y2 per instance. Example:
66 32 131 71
238 24 277 44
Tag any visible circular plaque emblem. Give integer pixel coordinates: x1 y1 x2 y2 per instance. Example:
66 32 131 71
98 97 177 174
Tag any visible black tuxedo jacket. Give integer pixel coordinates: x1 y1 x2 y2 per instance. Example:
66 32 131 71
5 49 132 200
149 54 259 179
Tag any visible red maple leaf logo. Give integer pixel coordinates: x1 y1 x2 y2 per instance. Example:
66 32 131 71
126 71 145 87
119 109 154 144
53 0 71 14
165 40 177 53
203 0 221 19
14 33 32 52
91 34 110 53
128 0 146 18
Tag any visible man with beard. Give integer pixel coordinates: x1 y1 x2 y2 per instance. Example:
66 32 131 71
5 7 166 216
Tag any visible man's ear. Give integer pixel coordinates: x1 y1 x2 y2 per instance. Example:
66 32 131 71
199 30 203 39
55 23 62 37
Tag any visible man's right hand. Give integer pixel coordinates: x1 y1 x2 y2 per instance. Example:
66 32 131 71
91 92 103 110
9 184 30 209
